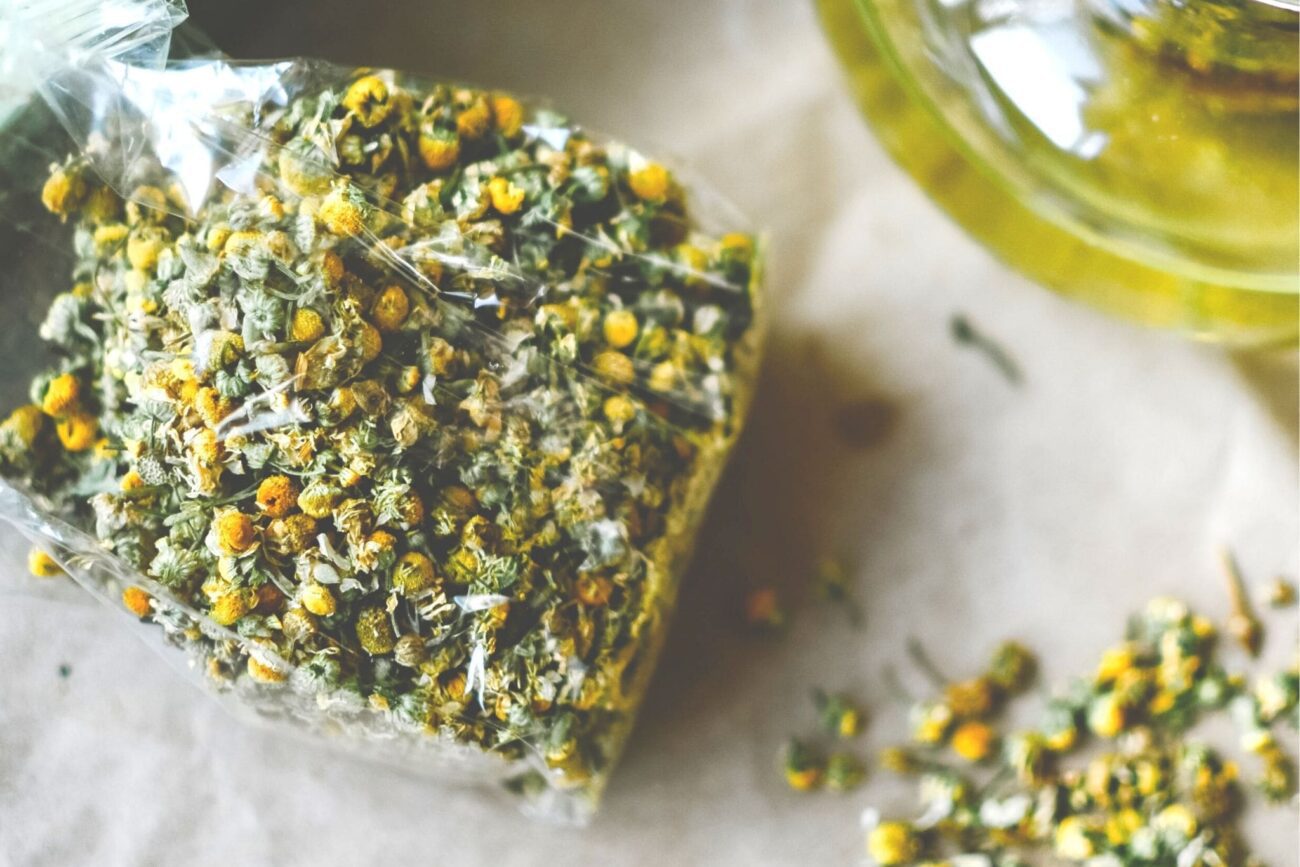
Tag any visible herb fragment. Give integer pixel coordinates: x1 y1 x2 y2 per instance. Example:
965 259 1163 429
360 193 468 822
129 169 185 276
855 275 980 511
814 558 863 626
783 738 825 791
950 314 1022 385
745 586 786 630
1221 548 1264 656
1265 576 1296 609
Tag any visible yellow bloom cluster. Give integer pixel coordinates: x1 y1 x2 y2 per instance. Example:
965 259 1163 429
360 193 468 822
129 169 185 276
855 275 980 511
866 597 1295 865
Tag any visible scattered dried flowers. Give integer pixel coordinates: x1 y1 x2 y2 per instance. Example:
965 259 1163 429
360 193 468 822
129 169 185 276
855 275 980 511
783 689 869 794
2 69 764 812
861 597 1298 865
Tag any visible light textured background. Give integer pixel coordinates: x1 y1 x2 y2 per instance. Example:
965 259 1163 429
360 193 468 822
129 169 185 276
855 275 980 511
1 1 1297 865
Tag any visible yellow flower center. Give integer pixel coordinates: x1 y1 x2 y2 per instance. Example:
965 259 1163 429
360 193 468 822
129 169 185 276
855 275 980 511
628 161 672 202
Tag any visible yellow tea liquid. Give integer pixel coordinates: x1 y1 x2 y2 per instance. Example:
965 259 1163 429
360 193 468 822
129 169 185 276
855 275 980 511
817 0 1299 345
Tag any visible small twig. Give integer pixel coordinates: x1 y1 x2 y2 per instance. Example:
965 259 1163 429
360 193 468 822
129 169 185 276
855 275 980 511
906 637 950 688
951 314 1022 385
1219 547 1263 657
815 559 865 627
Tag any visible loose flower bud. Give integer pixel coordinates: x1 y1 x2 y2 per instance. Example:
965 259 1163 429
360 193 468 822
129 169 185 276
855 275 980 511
213 510 256 555
210 590 253 627
392 551 437 596
290 308 326 343
300 583 337 618
951 720 997 762
418 129 460 172
602 309 639 349
355 605 396 655
319 187 366 237
122 585 153 619
41 373 80 417
56 413 98 452
342 75 392 128
628 161 671 202
487 177 526 215
27 547 63 578
256 475 299 518
393 634 427 668
866 822 920 866
371 285 410 332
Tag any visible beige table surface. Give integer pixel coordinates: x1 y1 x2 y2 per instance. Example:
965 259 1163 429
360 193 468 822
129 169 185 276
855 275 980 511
1 1 1297 865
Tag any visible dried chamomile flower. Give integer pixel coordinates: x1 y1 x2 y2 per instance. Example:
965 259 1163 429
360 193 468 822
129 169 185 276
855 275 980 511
355 606 396 656
41 165 88 217
744 586 786 630
1 405 45 454
300 583 336 618
392 551 437 596
825 752 865 792
865 819 922 866
950 719 997 762
877 746 919 775
987 641 1036 693
55 413 97 452
944 677 996 719
1265 576 1296 609
909 700 953 745
121 586 152 619
627 159 673 203
40 373 80 417
393 634 427 668
27 547 63 578
602 309 639 349
782 738 825 792
814 689 865 738
255 476 299 518
212 510 257 556
341 75 393 128
209 590 253 627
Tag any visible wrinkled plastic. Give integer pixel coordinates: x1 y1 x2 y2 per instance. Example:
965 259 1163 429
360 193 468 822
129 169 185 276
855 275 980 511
0 0 763 822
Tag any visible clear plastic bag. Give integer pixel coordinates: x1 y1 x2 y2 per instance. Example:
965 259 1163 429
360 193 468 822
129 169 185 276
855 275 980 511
0 0 763 822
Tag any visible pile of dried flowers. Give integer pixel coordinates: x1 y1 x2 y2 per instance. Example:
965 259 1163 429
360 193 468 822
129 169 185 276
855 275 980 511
863 598 1297 866
2 69 763 807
